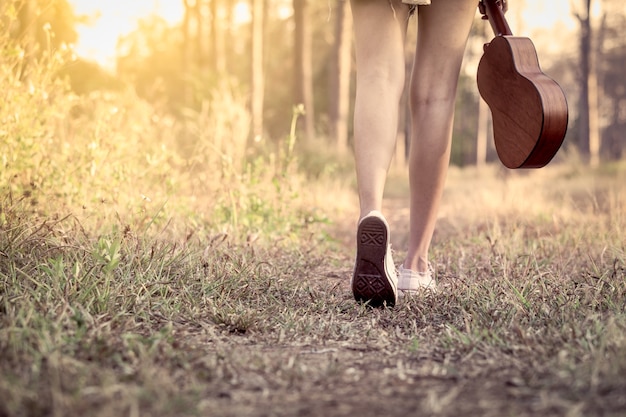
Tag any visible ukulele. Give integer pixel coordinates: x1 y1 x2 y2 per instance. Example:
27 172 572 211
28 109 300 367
477 0 568 169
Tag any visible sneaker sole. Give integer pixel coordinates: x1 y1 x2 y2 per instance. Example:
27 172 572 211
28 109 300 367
352 216 396 307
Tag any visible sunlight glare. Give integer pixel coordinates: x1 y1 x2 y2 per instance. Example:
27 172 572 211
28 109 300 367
68 0 577 71
233 2 251 26
69 0 184 69
518 0 577 33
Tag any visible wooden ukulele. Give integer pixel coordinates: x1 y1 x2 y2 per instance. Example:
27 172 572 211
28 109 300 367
477 0 568 168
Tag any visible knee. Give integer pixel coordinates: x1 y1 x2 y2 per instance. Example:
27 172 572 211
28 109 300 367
358 65 406 99
409 89 457 113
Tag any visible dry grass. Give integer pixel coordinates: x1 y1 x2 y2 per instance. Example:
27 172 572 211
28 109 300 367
1 20 625 416
1 160 625 417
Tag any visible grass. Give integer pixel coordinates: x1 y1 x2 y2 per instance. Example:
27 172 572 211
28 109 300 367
1 21 625 416
1 161 625 417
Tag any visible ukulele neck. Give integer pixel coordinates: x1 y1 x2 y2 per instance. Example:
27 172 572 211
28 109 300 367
480 0 513 37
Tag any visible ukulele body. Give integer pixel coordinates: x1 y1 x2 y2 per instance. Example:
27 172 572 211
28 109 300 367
477 35 568 168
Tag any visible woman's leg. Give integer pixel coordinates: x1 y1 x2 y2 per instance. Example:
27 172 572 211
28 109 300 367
404 0 477 273
350 0 411 306
350 0 410 218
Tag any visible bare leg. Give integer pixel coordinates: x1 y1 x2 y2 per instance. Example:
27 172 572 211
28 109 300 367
350 0 410 218
404 0 477 272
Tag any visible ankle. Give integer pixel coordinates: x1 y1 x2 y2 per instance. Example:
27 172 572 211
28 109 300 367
402 256 429 273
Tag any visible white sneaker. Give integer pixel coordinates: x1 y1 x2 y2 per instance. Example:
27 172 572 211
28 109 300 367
402 0 431 5
351 211 398 307
397 265 437 297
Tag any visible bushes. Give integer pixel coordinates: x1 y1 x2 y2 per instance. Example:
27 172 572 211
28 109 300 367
0 23 332 244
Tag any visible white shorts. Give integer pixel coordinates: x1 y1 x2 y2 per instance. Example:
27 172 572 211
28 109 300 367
402 0 431 4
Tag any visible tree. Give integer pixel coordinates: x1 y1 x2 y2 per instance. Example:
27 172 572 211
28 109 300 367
329 0 352 154
598 0 626 160
15 0 78 50
293 0 314 141
574 0 601 166
182 0 199 107
251 0 265 142
210 0 227 75
9 0 78 78
471 16 491 167
116 15 184 106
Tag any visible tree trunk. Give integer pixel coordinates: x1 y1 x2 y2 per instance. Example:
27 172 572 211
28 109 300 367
223 1 235 77
293 0 315 141
251 0 265 142
211 0 227 75
196 0 206 70
329 0 352 154
476 96 490 167
576 0 601 166
17 0 37 78
183 0 198 107
588 44 601 167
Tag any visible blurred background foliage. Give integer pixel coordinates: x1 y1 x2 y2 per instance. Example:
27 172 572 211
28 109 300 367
5 0 626 161
0 0 625 237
